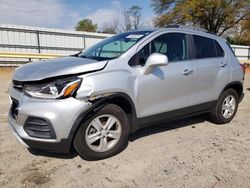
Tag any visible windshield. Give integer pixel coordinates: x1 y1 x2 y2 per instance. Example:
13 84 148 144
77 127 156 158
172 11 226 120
78 30 153 61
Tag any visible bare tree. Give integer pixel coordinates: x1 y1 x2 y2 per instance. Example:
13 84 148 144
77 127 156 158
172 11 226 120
102 19 118 34
129 5 142 30
123 5 142 31
123 8 132 31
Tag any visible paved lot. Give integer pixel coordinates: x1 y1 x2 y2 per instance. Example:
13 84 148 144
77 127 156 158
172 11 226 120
0 67 250 188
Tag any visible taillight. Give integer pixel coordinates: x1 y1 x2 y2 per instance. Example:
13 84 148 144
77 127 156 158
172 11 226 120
240 63 246 81
240 63 246 74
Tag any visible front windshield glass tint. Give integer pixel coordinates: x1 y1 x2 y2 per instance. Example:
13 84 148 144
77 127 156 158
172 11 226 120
78 31 152 61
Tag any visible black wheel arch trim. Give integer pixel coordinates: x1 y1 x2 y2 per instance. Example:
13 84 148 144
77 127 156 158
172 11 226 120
221 81 244 102
67 92 138 151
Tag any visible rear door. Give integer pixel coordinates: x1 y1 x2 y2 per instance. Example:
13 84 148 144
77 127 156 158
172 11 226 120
191 35 231 105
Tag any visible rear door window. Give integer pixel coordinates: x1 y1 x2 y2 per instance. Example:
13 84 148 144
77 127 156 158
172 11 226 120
193 35 216 59
214 41 224 57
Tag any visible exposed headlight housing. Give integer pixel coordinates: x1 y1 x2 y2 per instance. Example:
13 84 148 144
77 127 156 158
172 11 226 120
23 77 82 99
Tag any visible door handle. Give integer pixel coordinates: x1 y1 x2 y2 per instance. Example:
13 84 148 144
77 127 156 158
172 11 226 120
183 69 193 75
220 62 227 67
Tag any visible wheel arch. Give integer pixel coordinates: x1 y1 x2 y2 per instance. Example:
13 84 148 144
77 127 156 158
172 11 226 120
222 81 243 101
67 92 138 151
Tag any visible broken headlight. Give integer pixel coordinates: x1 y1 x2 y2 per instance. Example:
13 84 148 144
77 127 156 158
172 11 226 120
23 77 82 99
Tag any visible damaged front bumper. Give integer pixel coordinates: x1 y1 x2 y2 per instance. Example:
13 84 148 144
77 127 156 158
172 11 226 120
8 87 92 152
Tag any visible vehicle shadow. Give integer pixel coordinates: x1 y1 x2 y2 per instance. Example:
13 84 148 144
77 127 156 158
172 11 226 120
129 115 207 142
27 148 78 159
247 88 250 91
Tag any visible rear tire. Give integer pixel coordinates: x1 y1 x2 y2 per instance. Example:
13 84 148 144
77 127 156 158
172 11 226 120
210 88 239 124
74 104 129 160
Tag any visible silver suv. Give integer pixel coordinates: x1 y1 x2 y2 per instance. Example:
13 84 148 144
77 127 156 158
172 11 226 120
9 26 244 160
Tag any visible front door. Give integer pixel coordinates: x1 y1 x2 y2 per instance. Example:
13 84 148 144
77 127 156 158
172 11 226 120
134 33 195 118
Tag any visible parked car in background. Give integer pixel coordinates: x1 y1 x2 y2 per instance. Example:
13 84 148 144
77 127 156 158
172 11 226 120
9 25 244 160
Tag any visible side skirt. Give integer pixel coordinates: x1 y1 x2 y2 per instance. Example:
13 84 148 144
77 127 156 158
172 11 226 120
134 101 217 131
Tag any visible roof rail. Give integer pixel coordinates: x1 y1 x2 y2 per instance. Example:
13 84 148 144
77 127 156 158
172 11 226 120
166 24 207 32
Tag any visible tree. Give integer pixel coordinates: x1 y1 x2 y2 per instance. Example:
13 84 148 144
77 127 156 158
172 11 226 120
239 17 250 45
101 19 118 34
229 17 250 45
123 5 142 31
75 19 97 32
129 5 143 30
151 0 250 36
240 17 250 39
124 8 132 31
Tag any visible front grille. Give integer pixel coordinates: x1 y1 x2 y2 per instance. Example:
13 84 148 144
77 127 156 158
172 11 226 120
10 98 19 119
24 117 56 139
13 80 24 91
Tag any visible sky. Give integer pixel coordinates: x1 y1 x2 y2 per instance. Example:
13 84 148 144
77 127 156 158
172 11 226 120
0 0 155 31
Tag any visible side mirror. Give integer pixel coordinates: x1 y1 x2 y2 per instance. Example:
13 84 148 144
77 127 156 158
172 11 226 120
142 53 168 75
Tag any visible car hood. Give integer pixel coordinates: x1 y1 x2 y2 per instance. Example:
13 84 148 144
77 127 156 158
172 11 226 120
13 56 107 82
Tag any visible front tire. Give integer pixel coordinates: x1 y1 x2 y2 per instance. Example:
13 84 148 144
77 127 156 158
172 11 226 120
74 104 129 160
210 88 239 124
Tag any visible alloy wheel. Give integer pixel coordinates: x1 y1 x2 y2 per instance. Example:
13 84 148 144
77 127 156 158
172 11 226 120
222 95 236 119
85 114 122 152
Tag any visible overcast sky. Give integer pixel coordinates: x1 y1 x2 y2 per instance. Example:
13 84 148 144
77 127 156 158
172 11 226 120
0 0 154 30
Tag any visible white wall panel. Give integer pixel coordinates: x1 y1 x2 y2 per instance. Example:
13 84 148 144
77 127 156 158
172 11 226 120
40 34 46 46
235 49 248 56
8 31 15 44
2 31 8 44
14 31 20 45
231 45 250 60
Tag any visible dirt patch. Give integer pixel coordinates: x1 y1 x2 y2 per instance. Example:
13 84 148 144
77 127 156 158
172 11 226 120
21 171 51 185
246 67 250 73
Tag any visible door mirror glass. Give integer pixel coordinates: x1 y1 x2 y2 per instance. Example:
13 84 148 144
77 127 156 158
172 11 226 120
142 53 168 75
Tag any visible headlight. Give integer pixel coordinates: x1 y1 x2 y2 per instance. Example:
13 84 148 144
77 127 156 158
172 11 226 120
23 77 82 99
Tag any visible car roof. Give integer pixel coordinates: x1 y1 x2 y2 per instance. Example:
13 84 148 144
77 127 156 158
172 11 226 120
133 25 223 41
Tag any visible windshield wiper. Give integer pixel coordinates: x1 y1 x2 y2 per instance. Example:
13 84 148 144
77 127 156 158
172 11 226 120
70 52 81 57
79 55 87 58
